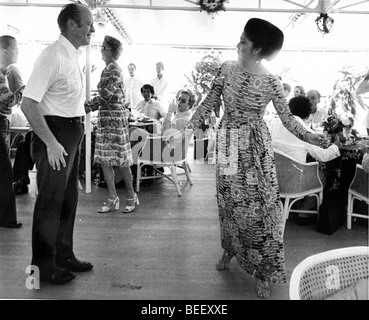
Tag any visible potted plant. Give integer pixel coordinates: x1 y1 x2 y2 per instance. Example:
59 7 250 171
185 53 222 159
324 65 368 143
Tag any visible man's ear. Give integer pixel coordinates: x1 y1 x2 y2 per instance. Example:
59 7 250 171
67 19 77 31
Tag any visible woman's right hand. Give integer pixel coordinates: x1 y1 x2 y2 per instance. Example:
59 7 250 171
84 101 92 114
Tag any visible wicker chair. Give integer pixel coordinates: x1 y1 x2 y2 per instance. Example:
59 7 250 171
347 164 369 229
289 246 369 300
273 149 323 234
136 135 193 196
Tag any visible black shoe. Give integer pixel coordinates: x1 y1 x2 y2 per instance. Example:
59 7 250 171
0 221 23 228
57 257 93 273
40 268 76 285
13 182 28 195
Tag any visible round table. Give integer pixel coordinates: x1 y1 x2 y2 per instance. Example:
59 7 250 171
129 120 159 135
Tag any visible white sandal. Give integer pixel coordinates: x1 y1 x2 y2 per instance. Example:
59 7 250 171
98 196 120 213
122 193 139 213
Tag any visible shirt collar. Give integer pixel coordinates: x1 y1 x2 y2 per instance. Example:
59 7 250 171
0 64 8 76
294 115 313 132
58 34 83 58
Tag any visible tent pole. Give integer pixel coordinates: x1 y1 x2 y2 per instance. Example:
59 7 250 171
85 44 92 193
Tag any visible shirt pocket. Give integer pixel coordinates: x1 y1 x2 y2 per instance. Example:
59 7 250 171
67 75 82 97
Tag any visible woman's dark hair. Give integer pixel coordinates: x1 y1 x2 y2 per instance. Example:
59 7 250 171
104 35 123 60
141 84 155 95
289 96 312 120
176 89 196 109
0 35 15 50
57 3 86 33
244 18 284 61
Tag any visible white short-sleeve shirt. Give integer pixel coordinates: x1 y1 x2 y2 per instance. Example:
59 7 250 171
23 34 85 117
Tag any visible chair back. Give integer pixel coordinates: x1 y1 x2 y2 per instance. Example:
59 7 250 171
290 246 369 300
274 149 323 195
349 164 368 199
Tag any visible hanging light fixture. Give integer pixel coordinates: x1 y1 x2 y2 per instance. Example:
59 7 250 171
315 12 334 35
93 9 107 28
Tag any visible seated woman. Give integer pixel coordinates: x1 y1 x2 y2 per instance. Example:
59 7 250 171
130 89 196 177
130 89 195 143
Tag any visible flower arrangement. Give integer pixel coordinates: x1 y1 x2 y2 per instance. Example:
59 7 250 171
185 53 223 110
324 66 368 142
185 53 222 139
315 12 334 35
198 0 229 17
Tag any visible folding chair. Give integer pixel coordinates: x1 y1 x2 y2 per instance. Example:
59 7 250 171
136 134 193 196
347 164 369 229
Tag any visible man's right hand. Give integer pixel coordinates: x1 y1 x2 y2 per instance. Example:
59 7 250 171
333 135 343 149
168 102 177 114
46 142 68 171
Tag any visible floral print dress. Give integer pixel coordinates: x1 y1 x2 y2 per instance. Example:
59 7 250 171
92 62 133 167
188 61 309 284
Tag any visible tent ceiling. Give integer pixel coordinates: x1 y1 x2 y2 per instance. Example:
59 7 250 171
1 0 369 51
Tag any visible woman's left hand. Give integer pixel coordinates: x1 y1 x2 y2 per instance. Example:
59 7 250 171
306 132 330 148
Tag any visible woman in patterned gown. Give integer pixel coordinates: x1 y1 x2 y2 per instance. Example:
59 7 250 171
185 18 328 298
85 35 138 213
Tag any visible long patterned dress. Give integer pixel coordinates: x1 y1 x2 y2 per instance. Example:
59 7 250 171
188 61 309 284
92 62 133 167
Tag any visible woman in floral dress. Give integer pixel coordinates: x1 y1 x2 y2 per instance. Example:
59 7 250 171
85 36 138 214
186 18 327 298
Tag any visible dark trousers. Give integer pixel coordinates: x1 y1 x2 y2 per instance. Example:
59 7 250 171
13 130 34 184
0 116 17 225
30 117 84 272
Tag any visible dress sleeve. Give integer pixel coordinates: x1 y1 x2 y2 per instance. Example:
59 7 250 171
270 76 309 142
91 63 123 110
187 62 226 131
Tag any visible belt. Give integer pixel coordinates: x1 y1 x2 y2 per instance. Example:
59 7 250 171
45 115 85 124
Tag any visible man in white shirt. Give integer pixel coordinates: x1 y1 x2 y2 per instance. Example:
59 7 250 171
270 96 342 215
21 3 95 285
135 84 166 121
270 96 341 179
124 63 143 111
151 62 168 106
305 90 327 130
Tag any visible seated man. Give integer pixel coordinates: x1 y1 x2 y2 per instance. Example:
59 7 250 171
134 84 166 121
305 89 327 130
362 151 369 173
270 96 341 170
283 82 291 99
270 96 342 215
